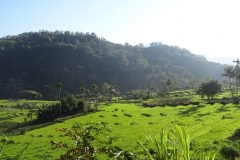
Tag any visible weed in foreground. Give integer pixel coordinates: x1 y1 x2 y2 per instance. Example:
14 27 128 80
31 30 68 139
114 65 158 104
139 122 216 160
53 122 136 159
0 134 33 159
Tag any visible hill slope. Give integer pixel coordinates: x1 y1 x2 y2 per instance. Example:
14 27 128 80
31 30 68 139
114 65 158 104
0 31 225 99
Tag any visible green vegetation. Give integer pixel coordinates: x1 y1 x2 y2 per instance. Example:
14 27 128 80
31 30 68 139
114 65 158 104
197 80 222 100
0 98 240 159
0 31 225 100
1 31 240 159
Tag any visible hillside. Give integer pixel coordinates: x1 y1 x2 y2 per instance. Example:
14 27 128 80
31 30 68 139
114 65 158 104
0 31 225 99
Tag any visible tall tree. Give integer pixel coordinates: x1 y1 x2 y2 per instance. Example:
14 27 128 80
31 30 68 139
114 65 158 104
91 84 99 109
196 80 222 100
57 82 63 118
221 66 235 99
91 84 99 100
233 59 240 99
80 87 86 99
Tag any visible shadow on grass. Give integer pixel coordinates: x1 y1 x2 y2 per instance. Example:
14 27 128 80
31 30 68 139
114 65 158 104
232 104 240 111
178 104 206 117
215 105 231 113
196 112 211 117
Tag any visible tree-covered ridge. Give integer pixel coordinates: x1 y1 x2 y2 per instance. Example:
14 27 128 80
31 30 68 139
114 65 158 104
0 31 225 99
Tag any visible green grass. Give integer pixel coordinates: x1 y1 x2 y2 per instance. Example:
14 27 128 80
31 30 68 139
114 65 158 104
1 100 240 159
0 99 58 107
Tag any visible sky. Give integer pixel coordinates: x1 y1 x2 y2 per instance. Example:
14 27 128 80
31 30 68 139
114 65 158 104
1 0 240 60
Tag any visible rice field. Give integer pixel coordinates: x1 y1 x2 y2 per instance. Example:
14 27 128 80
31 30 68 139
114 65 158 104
1 100 240 159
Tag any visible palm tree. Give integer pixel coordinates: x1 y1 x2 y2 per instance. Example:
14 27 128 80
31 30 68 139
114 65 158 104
221 66 235 99
166 79 172 99
56 82 63 118
236 73 240 99
233 59 240 99
91 84 99 100
91 84 97 91
233 59 240 65
107 85 116 102
80 87 86 99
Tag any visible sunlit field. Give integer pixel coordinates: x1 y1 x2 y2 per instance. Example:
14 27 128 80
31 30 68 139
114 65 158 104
1 96 240 159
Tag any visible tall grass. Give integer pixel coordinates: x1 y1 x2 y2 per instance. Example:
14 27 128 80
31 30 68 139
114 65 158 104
0 134 7 157
139 123 215 160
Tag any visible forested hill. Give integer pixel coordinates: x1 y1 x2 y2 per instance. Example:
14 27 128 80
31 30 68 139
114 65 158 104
0 31 225 99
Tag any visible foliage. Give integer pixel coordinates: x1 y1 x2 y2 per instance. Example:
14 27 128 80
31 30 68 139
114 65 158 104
139 123 216 160
18 90 42 100
197 80 222 100
221 65 236 99
53 122 135 160
37 94 85 122
0 31 225 99
139 124 190 160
